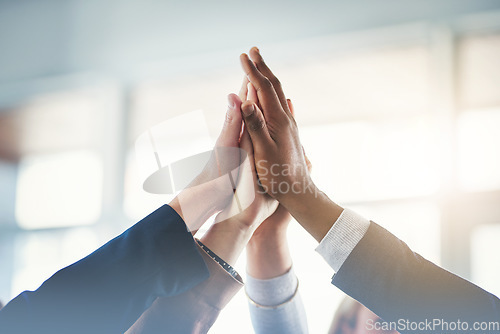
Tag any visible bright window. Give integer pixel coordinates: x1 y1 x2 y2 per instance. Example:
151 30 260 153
16 150 103 228
471 224 500 296
457 109 500 191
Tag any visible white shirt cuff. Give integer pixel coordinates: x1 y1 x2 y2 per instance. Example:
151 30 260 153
315 208 370 272
246 267 298 307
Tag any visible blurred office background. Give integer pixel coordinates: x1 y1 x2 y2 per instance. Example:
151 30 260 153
1 0 500 332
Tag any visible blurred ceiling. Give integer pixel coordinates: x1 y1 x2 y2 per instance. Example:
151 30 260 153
1 0 500 85
1 0 500 161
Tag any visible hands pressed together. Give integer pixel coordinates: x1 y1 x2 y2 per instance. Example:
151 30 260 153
3 47 498 334
169 47 344 272
126 47 500 334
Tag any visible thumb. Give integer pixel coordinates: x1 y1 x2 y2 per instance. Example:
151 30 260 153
240 100 272 147
217 94 243 147
286 98 295 117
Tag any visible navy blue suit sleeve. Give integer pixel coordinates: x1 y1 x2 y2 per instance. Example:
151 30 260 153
0 205 209 334
332 222 500 333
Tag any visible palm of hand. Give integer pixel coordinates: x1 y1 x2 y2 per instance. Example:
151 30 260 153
216 128 279 228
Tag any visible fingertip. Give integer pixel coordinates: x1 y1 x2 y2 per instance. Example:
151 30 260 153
240 53 249 61
227 93 242 107
240 53 255 74
239 53 249 68
249 47 262 63
287 99 295 116
226 94 243 127
241 100 256 117
247 82 258 102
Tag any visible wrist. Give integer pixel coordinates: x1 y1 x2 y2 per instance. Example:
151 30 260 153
211 219 256 240
280 181 319 216
172 176 232 231
282 186 343 242
248 226 287 246
246 234 292 279
276 176 317 210
201 218 255 266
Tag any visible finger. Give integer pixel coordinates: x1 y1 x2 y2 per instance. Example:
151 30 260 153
240 127 253 156
240 100 273 148
247 82 260 110
239 127 254 169
240 53 284 117
286 99 295 117
217 94 243 147
303 146 312 172
240 126 267 203
238 75 249 101
250 47 290 115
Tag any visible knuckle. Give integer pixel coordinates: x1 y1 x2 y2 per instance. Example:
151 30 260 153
259 77 273 91
249 116 265 132
270 77 281 88
284 116 295 129
224 111 234 125
256 56 266 67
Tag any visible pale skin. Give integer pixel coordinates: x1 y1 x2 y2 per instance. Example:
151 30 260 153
168 93 244 232
198 120 279 266
169 90 280 267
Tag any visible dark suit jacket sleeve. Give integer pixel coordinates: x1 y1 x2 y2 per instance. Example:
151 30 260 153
0 205 210 334
126 242 244 334
332 222 500 332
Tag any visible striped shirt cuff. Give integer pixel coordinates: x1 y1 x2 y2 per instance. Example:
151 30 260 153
315 208 370 272
246 267 298 307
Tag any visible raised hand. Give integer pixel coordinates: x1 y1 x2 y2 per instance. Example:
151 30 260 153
215 78 280 230
238 48 313 207
196 78 282 266
247 98 312 279
170 94 245 231
239 47 343 242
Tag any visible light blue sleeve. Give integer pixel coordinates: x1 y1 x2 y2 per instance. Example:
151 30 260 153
246 267 309 334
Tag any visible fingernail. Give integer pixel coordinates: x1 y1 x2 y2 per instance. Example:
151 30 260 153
242 104 255 117
227 95 235 109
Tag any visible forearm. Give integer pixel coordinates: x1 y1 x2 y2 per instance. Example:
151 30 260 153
127 242 244 334
169 176 229 232
200 220 255 267
247 230 292 279
245 208 309 333
0 205 209 334
333 222 500 326
283 187 344 243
